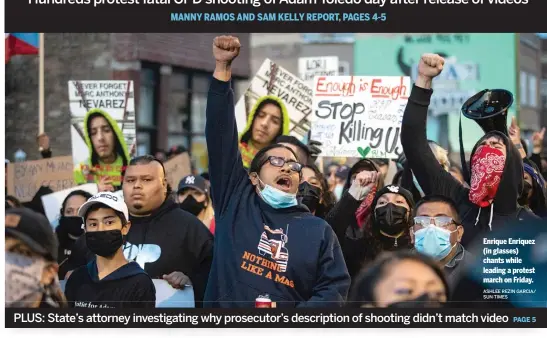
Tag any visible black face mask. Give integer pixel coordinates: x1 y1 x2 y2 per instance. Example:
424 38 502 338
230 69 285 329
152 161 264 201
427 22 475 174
179 195 206 216
85 230 124 258
374 203 409 236
518 181 533 206
59 216 84 237
387 293 445 308
297 182 321 213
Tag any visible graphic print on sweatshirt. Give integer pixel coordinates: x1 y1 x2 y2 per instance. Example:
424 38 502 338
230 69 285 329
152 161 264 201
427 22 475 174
240 224 295 289
123 242 161 269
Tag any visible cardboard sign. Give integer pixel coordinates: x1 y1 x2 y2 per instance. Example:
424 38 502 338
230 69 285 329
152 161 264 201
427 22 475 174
298 56 339 83
235 59 313 141
68 80 136 186
41 184 98 224
7 156 75 203
58 279 195 308
164 153 192 192
310 76 411 159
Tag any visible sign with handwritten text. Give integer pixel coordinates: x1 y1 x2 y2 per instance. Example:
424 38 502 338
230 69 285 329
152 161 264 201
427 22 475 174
164 153 192 192
6 156 76 202
310 76 411 159
235 59 313 141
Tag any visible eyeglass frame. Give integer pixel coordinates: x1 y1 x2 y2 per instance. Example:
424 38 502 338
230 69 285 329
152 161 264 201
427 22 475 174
259 156 303 173
412 216 459 230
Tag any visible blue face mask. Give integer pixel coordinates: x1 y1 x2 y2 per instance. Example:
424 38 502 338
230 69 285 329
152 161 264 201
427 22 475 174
334 184 344 200
414 226 456 261
257 178 298 209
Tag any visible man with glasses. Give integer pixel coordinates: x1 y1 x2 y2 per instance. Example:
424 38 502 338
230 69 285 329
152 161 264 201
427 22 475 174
411 195 474 285
204 35 350 308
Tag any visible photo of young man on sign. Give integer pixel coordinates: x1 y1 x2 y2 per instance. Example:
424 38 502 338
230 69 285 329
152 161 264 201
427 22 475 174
73 108 131 191
68 80 136 192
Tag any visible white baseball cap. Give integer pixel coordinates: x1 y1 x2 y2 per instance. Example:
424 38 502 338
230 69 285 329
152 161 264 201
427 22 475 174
78 191 129 222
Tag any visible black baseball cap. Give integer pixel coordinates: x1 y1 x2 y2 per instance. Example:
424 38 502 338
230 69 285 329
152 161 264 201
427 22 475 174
335 165 351 180
177 175 209 195
5 208 59 261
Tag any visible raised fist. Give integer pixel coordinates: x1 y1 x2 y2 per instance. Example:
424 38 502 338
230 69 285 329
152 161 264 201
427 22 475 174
213 35 241 64
418 53 445 79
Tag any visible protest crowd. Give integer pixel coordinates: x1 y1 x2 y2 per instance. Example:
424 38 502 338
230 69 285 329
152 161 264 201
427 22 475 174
5 35 547 310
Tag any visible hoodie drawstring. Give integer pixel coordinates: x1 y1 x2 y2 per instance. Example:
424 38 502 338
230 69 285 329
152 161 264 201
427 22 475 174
474 203 495 231
488 203 494 231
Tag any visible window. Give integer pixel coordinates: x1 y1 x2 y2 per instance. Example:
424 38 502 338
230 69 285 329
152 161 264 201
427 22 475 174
528 74 537 107
138 66 159 155
520 71 527 106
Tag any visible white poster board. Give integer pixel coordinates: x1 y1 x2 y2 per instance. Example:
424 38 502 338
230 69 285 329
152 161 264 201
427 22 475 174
298 56 339 83
41 184 98 224
235 59 313 141
59 279 195 308
310 76 411 159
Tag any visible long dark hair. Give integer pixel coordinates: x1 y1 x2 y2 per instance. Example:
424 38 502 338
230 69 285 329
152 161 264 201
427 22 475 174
87 113 128 169
302 164 336 218
348 250 449 307
240 98 284 144
60 190 93 216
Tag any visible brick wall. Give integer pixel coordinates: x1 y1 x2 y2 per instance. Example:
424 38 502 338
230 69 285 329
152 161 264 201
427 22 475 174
5 33 113 161
114 33 251 78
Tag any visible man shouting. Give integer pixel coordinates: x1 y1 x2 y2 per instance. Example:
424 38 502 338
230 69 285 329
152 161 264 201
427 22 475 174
204 36 350 308
401 53 537 247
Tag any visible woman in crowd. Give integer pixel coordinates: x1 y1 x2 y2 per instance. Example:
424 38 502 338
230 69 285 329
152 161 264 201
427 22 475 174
326 159 415 280
297 163 336 219
177 174 216 233
348 251 449 308
56 190 93 279
519 163 547 218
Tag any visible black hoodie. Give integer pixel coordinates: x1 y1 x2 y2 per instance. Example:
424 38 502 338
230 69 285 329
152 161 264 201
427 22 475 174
124 199 214 307
401 85 538 248
65 261 155 308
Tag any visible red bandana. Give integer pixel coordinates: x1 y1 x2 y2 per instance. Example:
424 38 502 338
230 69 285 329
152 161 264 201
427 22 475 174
469 145 506 208
355 185 377 228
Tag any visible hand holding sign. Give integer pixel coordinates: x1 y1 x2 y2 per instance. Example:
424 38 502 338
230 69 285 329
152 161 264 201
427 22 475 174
37 133 50 152
163 271 191 290
98 176 115 193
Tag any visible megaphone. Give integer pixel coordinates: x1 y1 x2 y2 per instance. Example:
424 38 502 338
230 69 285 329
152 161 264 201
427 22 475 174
458 89 514 183
461 89 514 136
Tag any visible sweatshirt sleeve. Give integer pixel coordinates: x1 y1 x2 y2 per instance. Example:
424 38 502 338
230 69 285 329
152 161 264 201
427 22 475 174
132 276 156 308
297 226 351 308
183 213 214 308
401 85 467 203
324 191 363 240
205 77 248 217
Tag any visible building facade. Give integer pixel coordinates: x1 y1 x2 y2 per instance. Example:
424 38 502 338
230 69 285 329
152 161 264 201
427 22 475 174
5 33 251 172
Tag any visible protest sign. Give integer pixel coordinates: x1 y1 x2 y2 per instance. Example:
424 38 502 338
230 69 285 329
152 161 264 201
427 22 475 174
298 56 339 83
235 59 313 141
164 153 192 191
310 76 411 159
68 80 135 187
58 279 195 308
41 184 98 224
6 156 75 203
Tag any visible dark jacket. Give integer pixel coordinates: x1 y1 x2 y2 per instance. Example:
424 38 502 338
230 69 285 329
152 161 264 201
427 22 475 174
65 261 155 308
204 77 350 308
401 85 538 248
124 199 214 307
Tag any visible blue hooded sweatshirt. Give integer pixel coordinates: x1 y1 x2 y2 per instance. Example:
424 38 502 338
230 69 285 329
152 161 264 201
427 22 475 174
204 77 350 308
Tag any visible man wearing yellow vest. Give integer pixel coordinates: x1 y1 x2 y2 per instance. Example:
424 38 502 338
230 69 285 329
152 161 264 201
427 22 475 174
239 96 290 169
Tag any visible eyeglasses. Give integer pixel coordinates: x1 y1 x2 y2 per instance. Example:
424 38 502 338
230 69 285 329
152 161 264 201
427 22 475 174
261 156 302 173
413 216 456 229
